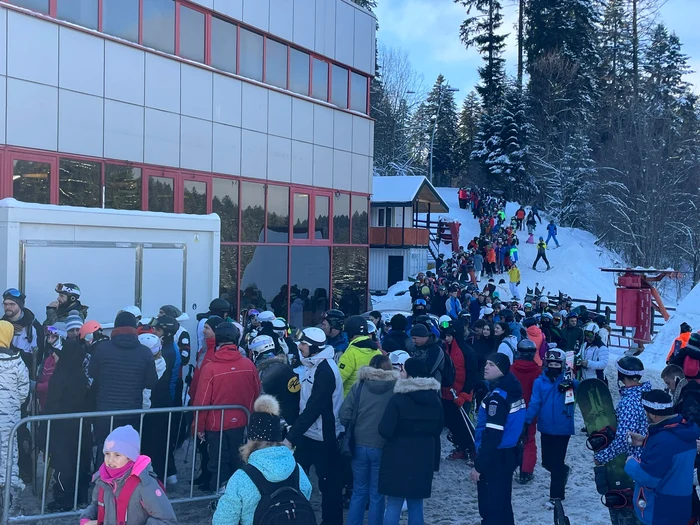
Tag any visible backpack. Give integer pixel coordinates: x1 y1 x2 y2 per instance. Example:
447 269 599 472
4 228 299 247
684 355 700 380
431 347 456 387
243 464 317 525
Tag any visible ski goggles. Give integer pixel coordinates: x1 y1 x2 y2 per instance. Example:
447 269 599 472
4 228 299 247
414 299 427 306
584 330 596 338
3 288 22 298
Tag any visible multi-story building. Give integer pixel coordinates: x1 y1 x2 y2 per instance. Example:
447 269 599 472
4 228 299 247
0 0 375 321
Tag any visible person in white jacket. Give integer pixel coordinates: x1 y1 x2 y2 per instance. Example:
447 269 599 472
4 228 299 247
579 322 609 381
494 322 517 363
139 334 167 409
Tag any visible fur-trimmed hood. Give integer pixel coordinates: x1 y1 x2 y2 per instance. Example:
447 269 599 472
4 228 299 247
394 376 441 394
358 366 399 396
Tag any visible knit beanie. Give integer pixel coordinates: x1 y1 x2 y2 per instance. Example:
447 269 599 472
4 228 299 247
160 305 182 319
681 322 692 333
65 311 84 331
248 395 284 442
487 352 511 376
409 324 429 338
114 311 137 329
404 357 429 378
2 290 24 309
205 315 225 331
641 390 675 416
103 425 140 461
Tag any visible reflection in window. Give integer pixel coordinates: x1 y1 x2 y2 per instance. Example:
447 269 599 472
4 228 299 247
211 17 237 74
59 159 101 208
12 0 48 14
103 0 139 42
184 180 207 215
331 65 349 108
13 160 50 204
266 39 288 89
293 194 310 239
351 196 369 244
333 193 350 244
351 72 368 113
219 245 238 315
315 196 330 240
332 247 368 316
142 0 175 54
212 178 239 242
289 49 310 96
105 164 142 210
56 0 98 29
148 176 174 213
312 58 328 101
240 246 288 314
240 182 265 242
291 247 330 328
179 5 205 62
239 28 263 82
267 185 290 243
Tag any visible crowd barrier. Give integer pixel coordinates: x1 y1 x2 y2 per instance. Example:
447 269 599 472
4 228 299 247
1 404 250 525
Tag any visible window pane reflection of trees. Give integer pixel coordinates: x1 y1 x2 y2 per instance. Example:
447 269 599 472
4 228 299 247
212 178 239 242
148 176 174 213
267 185 290 243
333 193 350 244
241 182 265 242
59 159 101 208
291 247 330 329
315 196 330 240
240 246 288 315
105 164 141 210
184 180 207 215
219 245 238 316
351 196 368 244
293 194 309 239
332 247 367 316
13 160 50 204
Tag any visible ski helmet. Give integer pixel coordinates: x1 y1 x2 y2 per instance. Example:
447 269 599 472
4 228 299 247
389 350 410 370
545 348 566 364
540 297 549 305
366 320 377 335
501 309 514 322
138 333 162 355
345 315 369 339
249 335 276 363
415 314 433 330
215 322 241 346
449 282 461 293
79 320 102 341
516 338 537 358
208 298 230 316
583 322 599 336
153 315 179 336
257 311 276 323
412 299 427 313
272 317 288 334
438 315 452 329
541 312 554 324
616 356 644 379
523 317 538 328
247 309 260 319
296 326 326 353
56 282 80 300
458 310 471 322
593 314 607 327
322 309 345 331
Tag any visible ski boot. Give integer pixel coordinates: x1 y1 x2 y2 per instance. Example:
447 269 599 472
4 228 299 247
514 471 534 485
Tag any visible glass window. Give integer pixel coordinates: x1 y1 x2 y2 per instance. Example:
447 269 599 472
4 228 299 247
179 5 205 62
142 0 175 54
240 246 288 313
11 0 48 14
211 17 237 74
333 193 350 244
105 164 142 210
293 194 310 239
56 0 98 29
219 245 238 315
289 49 310 96
13 160 50 204
103 0 139 42
184 180 207 215
331 65 349 108
59 159 101 208
291 247 330 328
239 28 263 82
148 176 174 213
332 247 368 316
351 196 369 244
315 195 330 240
267 185 289 243
265 39 288 89
240 182 265 242
351 72 368 113
212 178 239 242
312 58 328 101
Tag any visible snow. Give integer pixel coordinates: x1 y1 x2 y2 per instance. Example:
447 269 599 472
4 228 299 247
371 175 430 204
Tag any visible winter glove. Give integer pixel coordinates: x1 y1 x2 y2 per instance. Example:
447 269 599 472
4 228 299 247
454 392 471 407
517 282 520 286
558 379 574 393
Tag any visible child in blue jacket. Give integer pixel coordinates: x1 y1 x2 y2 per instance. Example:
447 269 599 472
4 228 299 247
524 349 577 509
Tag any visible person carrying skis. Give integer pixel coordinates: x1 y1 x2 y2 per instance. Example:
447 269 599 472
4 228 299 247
532 238 551 271
545 220 560 248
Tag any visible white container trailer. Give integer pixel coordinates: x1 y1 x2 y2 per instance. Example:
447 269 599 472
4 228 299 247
0 199 220 336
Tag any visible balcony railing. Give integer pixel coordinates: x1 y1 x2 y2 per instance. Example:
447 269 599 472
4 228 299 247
369 227 429 247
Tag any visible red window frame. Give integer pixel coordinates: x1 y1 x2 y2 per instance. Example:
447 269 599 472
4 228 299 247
144 167 178 213
181 172 212 214
6 149 58 203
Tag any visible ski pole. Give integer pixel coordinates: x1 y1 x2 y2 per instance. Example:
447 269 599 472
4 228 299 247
451 388 476 444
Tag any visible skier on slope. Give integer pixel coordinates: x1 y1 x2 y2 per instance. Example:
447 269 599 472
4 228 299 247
545 220 561 248
532 237 551 271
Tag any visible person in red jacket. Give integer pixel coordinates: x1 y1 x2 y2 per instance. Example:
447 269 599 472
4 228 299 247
192 322 261 491
510 339 542 485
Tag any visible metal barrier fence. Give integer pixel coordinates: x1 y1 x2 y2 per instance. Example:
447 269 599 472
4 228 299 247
2 404 250 525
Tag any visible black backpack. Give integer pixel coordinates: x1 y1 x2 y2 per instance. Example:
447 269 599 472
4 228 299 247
243 464 317 525
431 347 456 387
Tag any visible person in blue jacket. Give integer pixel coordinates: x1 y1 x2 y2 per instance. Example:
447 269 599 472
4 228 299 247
545 220 560 248
524 349 577 508
625 389 700 525
472 353 525 525
445 284 463 320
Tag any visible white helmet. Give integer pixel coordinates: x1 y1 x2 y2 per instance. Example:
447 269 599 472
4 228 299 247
138 333 162 355
257 311 276 323
540 297 549 304
389 350 410 368
438 315 452 327
366 320 377 334
296 327 326 347
249 335 276 360
272 317 288 333
583 322 599 334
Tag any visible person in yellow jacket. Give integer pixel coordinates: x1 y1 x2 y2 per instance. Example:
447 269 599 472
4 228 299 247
338 315 382 396
508 263 521 301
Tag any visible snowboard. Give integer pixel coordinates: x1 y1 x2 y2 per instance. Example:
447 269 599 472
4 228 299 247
577 379 635 504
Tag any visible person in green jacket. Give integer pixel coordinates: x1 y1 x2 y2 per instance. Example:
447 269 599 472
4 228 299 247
338 316 382 396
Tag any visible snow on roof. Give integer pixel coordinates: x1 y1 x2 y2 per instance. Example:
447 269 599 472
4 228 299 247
371 176 449 212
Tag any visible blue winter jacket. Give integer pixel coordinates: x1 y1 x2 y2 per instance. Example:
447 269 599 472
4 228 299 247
446 296 462 320
525 373 578 435
547 223 557 236
508 321 524 343
327 332 349 353
624 414 700 525
469 298 482 324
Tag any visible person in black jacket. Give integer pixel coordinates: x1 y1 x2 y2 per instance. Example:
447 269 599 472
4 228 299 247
379 358 443 525
382 314 414 354
431 286 448 317
561 312 584 353
409 324 445 384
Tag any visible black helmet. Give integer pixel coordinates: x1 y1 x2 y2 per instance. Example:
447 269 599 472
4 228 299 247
415 315 433 329
523 317 538 328
501 309 514 322
322 309 345 331
516 339 537 357
616 356 644 378
154 315 179 336
593 314 607 327
449 283 461 293
209 298 231 316
458 310 471 321
345 315 369 339
215 322 241 346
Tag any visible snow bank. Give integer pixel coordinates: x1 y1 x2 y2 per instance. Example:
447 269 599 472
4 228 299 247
372 280 413 311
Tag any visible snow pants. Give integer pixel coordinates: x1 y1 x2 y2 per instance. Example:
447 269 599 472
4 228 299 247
509 282 520 300
0 417 24 490
441 399 475 455
608 507 644 525
516 219 523 231
540 433 570 500
295 436 343 525
459 198 467 209
520 420 537 475
532 253 550 270
546 233 560 247
206 427 245 489
477 447 517 525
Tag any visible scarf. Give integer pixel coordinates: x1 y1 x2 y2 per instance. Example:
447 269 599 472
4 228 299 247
99 461 135 484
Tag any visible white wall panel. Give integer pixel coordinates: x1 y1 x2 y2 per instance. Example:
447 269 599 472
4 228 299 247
213 74 242 127
104 100 144 163
352 115 370 156
105 42 145 106
353 10 373 74
213 123 241 176
369 121 374 158
144 108 180 168
243 0 270 31
351 153 370 193
0 9 8 76
145 54 181 113
6 79 57 151
58 90 103 157
241 129 267 179
213 0 242 20
0 76 6 144
267 136 292 182
315 0 335 59
293 0 315 50
241 83 268 133
313 145 333 188
181 65 213 121
8 12 58 86
333 149 352 190
333 111 352 152
181 117 213 172
291 98 314 143
291 140 313 186
268 91 292 139
269 0 293 41
334 1 354 66
59 28 104 97
313 105 333 148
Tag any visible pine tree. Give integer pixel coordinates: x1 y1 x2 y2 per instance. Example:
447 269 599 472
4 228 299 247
420 75 459 186
455 92 482 181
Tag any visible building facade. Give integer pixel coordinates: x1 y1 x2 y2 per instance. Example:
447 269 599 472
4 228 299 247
0 0 375 320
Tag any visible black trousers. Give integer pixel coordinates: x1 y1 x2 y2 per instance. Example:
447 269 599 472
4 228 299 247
295 436 343 525
207 427 246 489
608 507 644 525
540 433 570 500
441 399 475 454
533 252 550 269
477 447 517 525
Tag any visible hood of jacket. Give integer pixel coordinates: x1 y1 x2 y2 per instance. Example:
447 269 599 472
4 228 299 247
511 359 542 378
648 414 699 445
619 381 652 398
212 344 244 363
394 376 441 396
491 372 523 399
247 445 298 483
348 335 379 352
358 366 399 395
0 321 14 348
526 325 543 342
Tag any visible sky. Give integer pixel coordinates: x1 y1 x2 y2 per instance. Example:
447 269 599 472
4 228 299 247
374 0 700 103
